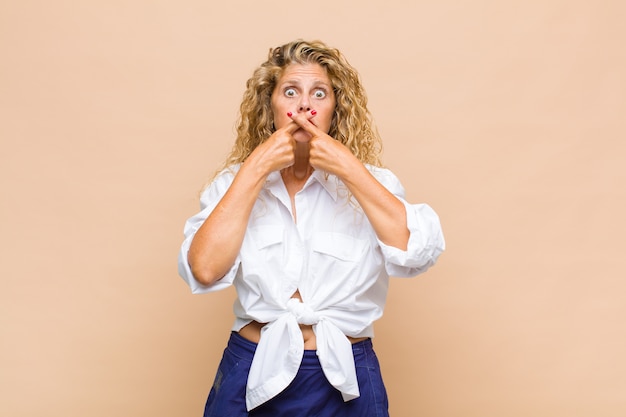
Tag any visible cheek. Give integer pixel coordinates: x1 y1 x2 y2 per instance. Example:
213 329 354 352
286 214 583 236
321 107 335 131
273 112 290 130
271 100 287 128
324 100 336 124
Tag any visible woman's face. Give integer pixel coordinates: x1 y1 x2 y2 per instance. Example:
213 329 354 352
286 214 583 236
271 63 336 142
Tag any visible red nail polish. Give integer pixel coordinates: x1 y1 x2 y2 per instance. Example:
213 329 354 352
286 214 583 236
287 112 292 117
311 110 317 115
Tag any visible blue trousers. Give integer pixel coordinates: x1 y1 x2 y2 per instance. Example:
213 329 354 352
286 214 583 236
203 332 390 417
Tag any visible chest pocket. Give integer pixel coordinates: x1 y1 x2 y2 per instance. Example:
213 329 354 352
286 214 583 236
251 225 284 250
242 226 285 285
309 232 369 302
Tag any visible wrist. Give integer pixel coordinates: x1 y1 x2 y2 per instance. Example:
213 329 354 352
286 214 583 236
334 156 367 185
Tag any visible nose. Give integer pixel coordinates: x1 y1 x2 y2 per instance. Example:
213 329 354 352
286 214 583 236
297 95 311 112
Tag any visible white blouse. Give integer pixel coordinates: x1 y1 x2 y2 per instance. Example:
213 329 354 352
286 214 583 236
178 164 445 411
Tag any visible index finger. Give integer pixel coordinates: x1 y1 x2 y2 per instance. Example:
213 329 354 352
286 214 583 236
280 118 302 135
289 111 322 136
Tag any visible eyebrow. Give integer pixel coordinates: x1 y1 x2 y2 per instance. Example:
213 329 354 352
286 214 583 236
279 78 331 88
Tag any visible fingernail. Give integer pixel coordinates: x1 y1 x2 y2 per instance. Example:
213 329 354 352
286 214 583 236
311 110 317 115
287 112 292 117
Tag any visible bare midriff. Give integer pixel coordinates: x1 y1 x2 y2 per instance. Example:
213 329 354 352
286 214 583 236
238 290 367 350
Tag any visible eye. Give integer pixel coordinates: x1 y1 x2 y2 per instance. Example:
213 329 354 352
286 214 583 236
285 88 296 97
313 90 326 99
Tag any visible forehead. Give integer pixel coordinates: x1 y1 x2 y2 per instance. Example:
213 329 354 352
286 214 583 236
276 63 331 85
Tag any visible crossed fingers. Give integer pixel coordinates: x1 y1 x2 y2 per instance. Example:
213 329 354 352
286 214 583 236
285 110 322 142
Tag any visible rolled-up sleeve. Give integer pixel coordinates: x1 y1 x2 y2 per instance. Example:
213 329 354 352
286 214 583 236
177 169 241 294
371 167 445 277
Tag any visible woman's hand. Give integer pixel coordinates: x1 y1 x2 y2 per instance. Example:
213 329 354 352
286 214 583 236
288 110 356 177
247 120 304 176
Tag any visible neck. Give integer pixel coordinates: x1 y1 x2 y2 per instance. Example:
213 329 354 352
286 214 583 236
283 161 313 181
291 142 312 180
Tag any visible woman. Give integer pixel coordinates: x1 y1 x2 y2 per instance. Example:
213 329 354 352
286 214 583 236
178 40 445 416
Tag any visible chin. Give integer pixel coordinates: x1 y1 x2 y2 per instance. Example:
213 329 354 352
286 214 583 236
293 131 312 143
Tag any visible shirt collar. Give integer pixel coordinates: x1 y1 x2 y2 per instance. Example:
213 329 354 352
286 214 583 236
265 169 339 202
265 170 283 191
310 170 339 201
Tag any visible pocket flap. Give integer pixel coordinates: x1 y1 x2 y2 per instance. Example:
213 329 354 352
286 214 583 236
250 225 284 249
311 232 367 262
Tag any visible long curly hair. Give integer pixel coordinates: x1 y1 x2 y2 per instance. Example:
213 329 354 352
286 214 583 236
218 40 383 172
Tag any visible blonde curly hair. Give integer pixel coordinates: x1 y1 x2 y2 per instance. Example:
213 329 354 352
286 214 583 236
218 39 383 172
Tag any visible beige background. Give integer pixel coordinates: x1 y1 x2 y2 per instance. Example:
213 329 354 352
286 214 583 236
1 1 625 416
